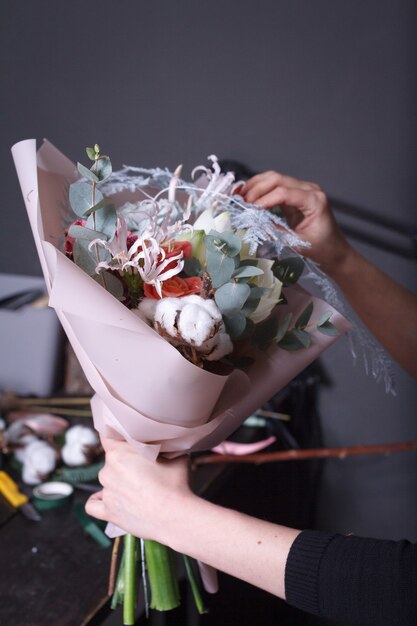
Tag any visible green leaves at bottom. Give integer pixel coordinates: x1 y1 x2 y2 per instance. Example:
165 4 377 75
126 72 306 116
278 328 312 351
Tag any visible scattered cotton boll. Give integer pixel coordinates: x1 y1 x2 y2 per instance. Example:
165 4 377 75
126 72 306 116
202 329 234 361
178 304 217 346
14 434 39 464
62 425 99 467
22 440 56 485
136 298 158 322
154 298 185 338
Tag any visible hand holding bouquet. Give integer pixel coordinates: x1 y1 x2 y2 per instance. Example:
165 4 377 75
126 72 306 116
12 139 349 623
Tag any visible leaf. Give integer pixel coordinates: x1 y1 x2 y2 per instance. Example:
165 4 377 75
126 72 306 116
94 271 124 300
86 147 96 161
215 282 251 316
183 257 202 277
317 321 339 336
317 310 333 327
73 239 109 276
77 162 99 183
278 329 311 351
205 230 241 257
224 313 247 339
83 196 114 217
295 302 313 329
68 224 107 242
69 182 103 218
252 317 279 350
206 248 235 288
273 257 305 286
94 156 112 182
275 312 293 343
87 205 117 241
233 265 264 279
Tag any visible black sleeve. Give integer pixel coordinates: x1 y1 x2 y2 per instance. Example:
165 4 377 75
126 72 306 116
285 529 417 626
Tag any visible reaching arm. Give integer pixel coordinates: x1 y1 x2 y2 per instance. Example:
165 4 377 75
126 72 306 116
242 172 417 380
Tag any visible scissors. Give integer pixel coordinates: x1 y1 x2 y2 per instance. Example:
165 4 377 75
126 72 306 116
0 471 41 521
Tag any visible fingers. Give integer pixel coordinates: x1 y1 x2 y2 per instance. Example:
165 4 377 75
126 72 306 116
251 186 318 213
85 490 107 521
242 171 320 204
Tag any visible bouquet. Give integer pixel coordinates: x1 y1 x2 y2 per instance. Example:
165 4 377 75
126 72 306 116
12 139 349 624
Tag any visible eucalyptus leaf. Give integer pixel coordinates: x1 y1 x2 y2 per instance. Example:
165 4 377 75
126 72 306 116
317 311 333 327
252 317 279 350
205 230 241 257
317 321 339 336
233 265 264 279
87 205 117 241
83 196 115 217
94 156 112 182
68 224 107 242
73 238 109 276
224 313 247 339
183 257 202 277
206 248 235 288
273 257 305 286
278 328 311 351
215 282 250 316
93 271 124 300
77 162 99 183
86 147 96 161
69 182 103 218
295 302 313 329
275 312 293 343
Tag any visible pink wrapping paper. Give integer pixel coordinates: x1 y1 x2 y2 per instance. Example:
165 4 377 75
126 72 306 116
12 138 350 463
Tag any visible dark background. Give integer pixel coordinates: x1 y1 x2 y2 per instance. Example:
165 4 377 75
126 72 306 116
1 1 416 624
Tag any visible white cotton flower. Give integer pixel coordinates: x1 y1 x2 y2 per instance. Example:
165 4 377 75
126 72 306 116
22 440 56 485
177 303 216 346
181 295 223 322
136 298 157 322
153 298 183 338
200 328 234 361
62 425 99 467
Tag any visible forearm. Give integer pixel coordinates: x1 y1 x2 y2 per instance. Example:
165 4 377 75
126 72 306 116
162 494 300 599
327 245 417 379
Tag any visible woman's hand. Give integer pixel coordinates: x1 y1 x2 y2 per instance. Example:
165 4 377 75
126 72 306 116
85 438 193 544
241 171 352 274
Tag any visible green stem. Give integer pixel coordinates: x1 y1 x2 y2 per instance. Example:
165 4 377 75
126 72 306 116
111 550 125 610
123 534 137 625
183 555 206 614
144 540 180 611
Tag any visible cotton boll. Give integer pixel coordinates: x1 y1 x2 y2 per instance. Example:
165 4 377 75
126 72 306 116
14 434 38 464
201 329 234 361
62 425 99 467
154 298 185 338
178 304 216 346
136 298 157 322
181 295 222 322
22 440 56 485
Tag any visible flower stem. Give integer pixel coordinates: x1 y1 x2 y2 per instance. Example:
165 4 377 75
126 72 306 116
183 555 206 614
123 534 137 625
144 540 180 611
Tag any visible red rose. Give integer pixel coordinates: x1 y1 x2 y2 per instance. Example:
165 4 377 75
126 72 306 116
144 276 202 299
161 240 192 272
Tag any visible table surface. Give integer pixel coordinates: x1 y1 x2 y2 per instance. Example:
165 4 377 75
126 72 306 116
0 462 228 626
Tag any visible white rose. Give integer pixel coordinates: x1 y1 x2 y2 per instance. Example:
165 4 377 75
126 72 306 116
193 208 232 234
247 258 283 324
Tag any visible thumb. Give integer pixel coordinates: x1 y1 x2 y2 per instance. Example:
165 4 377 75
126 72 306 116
85 490 107 521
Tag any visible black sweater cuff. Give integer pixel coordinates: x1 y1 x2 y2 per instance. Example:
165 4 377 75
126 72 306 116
285 529 336 615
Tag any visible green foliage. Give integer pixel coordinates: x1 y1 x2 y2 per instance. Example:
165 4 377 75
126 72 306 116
275 312 293 343
273 257 305 286
73 238 109 277
68 224 106 242
316 310 339 336
94 156 112 182
86 147 96 161
183 257 202 277
295 302 313 329
215 282 250 316
233 265 264 280
224 312 247 339
87 205 117 241
94 271 124 301
77 162 99 183
279 328 312 351
83 196 114 218
69 182 103 218
253 316 279 350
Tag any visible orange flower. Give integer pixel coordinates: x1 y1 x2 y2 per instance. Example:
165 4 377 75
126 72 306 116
161 240 192 273
144 276 202 299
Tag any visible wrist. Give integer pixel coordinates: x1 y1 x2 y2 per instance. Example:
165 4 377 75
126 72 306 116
321 240 358 280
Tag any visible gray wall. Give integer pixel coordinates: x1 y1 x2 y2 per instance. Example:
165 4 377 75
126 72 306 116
1 1 416 539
